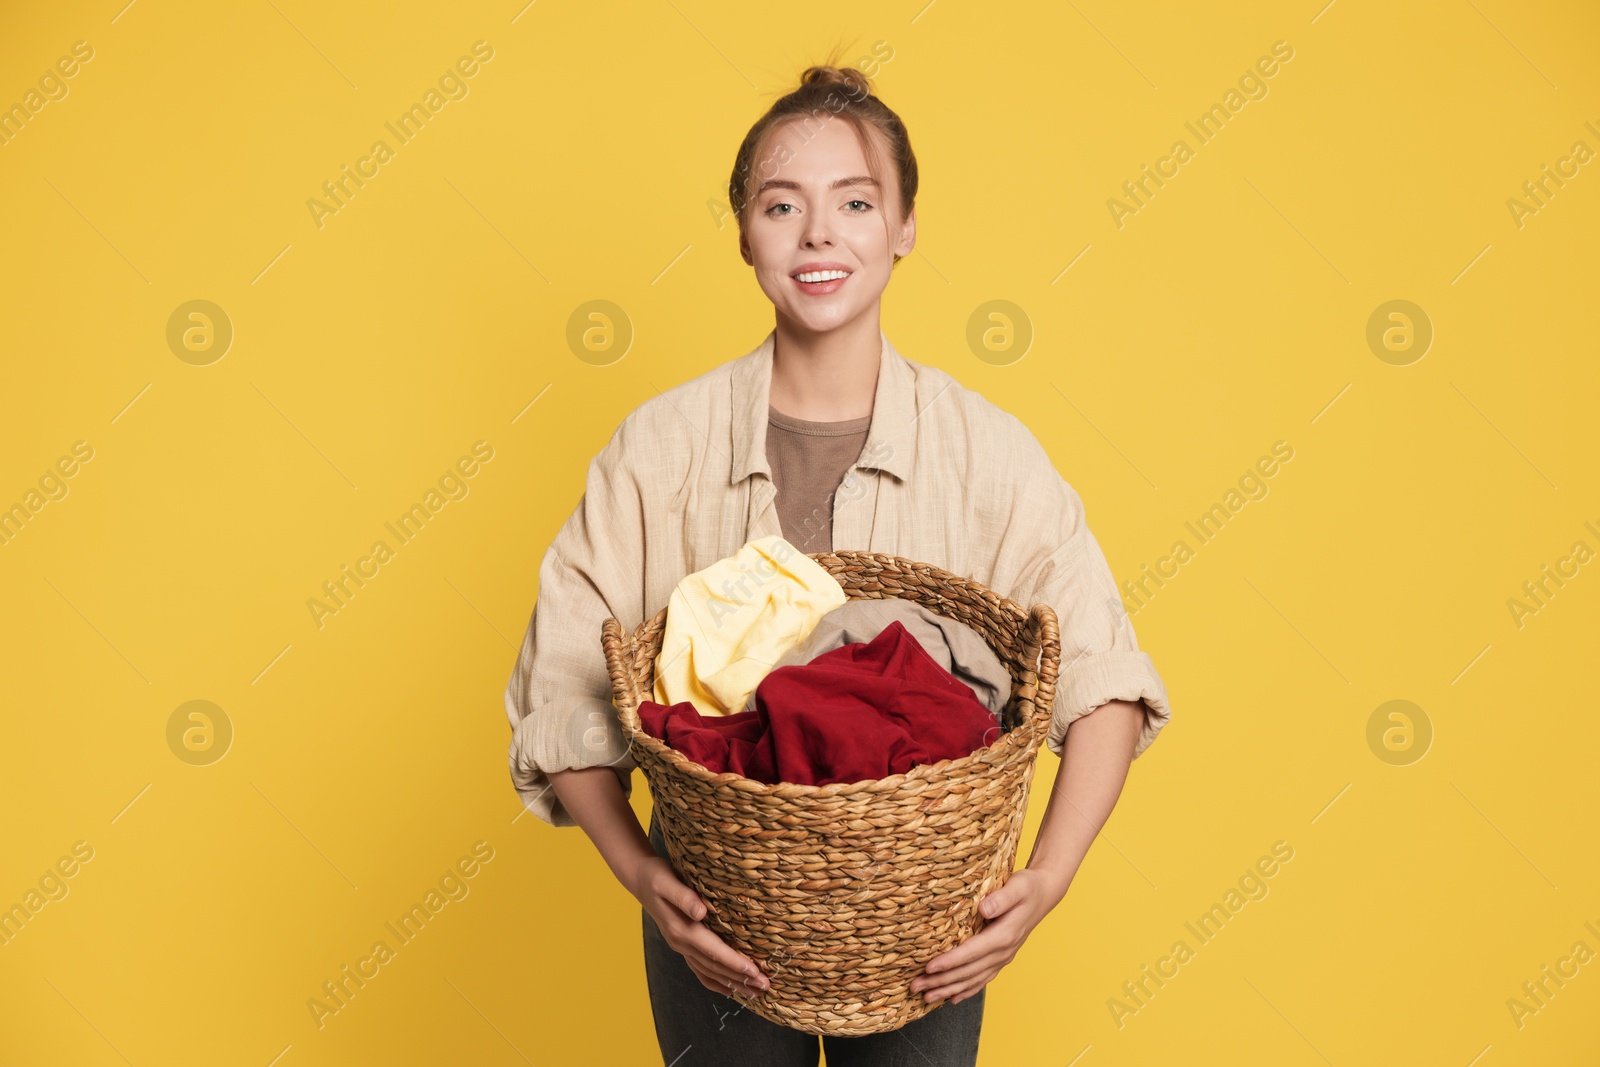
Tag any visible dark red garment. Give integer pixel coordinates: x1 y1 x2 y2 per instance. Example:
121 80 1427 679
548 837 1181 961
638 620 1003 785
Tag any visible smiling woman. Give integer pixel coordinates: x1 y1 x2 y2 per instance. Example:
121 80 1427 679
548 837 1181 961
505 46 1172 1067
728 66 918 373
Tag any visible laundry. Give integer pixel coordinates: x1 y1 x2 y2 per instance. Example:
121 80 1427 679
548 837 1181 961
739 597 1012 719
651 534 848 717
638 620 1003 786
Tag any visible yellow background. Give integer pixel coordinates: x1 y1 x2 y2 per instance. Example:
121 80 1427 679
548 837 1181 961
2 0 1596 1063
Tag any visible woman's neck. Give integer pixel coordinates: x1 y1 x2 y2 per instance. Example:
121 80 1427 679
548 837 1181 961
768 315 882 423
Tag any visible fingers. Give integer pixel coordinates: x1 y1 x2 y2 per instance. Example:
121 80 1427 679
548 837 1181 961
918 944 1010 1002
948 983 986 1005
912 931 1005 995
918 955 993 996
672 882 706 922
640 861 706 924
689 960 768 998
686 950 760 991
685 950 767 997
680 918 766 982
688 966 755 998
645 867 770 996
925 972 992 1004
664 922 768 994
669 932 746 986
921 945 972 978
978 883 1016 918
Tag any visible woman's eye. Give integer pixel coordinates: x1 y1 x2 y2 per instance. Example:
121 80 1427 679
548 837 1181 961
765 203 795 216
846 199 873 212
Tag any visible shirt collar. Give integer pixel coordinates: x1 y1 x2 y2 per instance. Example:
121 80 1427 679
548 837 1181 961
730 327 918 486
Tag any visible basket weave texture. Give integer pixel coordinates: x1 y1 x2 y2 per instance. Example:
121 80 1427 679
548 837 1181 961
603 550 1061 1036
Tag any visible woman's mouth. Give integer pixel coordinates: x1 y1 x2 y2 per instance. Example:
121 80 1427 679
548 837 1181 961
791 269 852 295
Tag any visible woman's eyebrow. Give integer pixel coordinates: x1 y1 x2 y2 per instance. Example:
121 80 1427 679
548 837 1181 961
755 176 879 194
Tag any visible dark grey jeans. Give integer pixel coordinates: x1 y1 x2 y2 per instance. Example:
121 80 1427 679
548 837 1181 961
642 811 986 1066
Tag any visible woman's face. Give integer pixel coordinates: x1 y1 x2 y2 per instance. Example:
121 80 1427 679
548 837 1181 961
739 116 916 336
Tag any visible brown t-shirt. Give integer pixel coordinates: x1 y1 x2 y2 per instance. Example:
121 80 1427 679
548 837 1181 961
765 404 873 555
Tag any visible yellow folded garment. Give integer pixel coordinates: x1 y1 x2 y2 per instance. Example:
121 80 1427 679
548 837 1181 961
652 534 848 716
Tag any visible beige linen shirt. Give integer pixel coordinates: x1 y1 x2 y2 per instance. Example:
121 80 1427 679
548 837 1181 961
504 328 1173 827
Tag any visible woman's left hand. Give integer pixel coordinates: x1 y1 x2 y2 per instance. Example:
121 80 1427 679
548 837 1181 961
908 867 1071 1004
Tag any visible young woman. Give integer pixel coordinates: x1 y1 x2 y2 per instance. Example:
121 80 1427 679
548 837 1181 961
504 62 1173 1066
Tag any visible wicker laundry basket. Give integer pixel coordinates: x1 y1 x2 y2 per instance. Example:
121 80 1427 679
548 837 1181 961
603 550 1060 1036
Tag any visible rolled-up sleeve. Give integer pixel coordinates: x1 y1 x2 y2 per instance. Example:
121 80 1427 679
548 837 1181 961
1006 440 1173 761
504 419 645 827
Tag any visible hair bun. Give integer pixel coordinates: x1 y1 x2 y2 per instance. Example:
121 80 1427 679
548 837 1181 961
799 64 872 98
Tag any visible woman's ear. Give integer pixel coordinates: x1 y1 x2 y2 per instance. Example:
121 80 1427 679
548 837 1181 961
895 208 917 259
739 231 753 266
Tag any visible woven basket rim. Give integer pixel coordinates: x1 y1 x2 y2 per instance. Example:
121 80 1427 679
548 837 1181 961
606 549 1059 799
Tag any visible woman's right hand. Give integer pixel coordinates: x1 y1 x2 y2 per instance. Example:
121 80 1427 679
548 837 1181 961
629 855 771 999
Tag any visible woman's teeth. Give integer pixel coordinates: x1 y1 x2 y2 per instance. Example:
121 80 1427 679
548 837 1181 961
794 270 850 282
